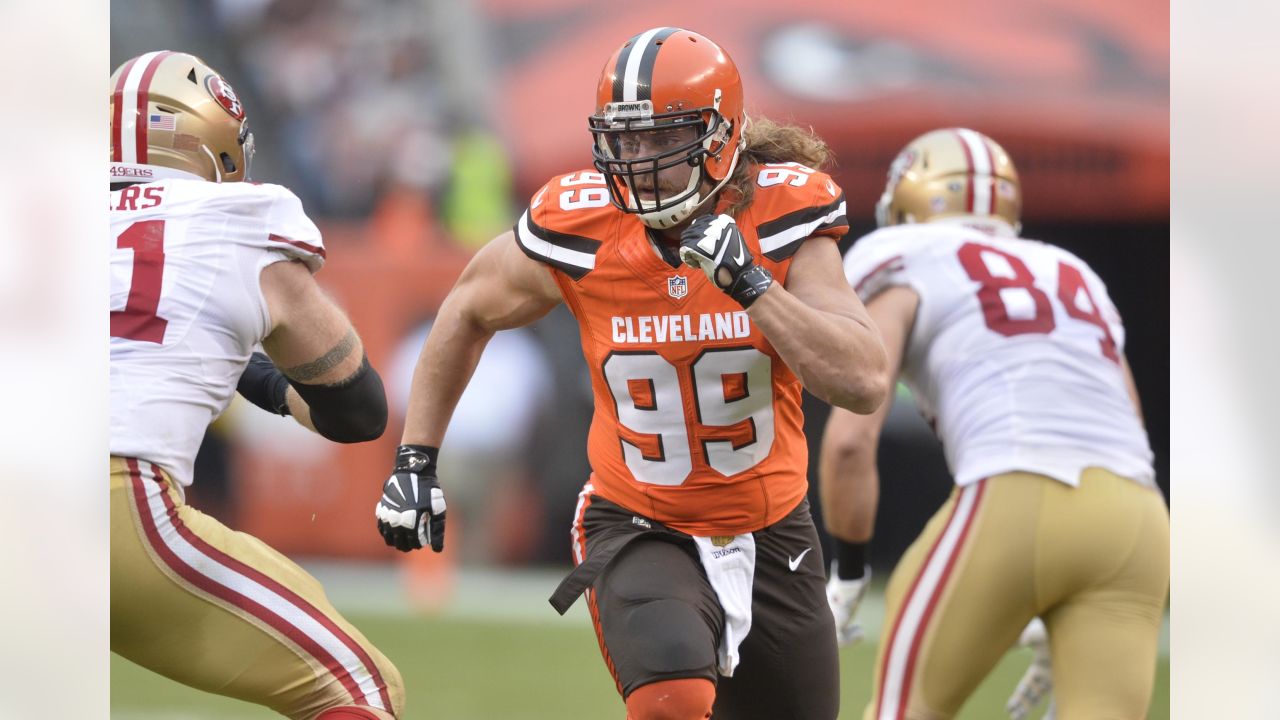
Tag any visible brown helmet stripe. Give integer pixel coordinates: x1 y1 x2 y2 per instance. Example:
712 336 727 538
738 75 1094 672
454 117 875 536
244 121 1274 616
611 33 638 103
613 27 679 103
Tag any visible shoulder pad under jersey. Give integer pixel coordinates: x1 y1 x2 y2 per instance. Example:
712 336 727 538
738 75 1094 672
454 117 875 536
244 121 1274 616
842 225 936 302
514 170 620 280
745 163 848 262
197 181 327 273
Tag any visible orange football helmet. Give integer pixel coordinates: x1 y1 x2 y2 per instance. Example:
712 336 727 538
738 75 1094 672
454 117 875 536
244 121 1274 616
110 51 254 184
589 28 745 229
875 128 1021 234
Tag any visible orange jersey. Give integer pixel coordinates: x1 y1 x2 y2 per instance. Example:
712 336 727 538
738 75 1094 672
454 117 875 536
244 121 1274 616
515 164 848 535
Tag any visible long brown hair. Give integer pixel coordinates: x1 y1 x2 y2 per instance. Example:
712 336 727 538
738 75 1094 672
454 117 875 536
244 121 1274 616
721 116 833 218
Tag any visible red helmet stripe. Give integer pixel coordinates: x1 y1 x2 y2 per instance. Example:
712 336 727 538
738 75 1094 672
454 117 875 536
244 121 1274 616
111 56 139 163
133 51 175 164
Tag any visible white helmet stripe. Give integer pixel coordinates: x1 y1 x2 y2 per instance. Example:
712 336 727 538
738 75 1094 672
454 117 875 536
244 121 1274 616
110 56 138 162
956 128 995 216
118 51 171 164
200 145 222 182
623 27 672 102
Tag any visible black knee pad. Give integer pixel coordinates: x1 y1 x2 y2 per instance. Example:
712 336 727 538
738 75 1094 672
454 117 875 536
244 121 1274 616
594 537 721 694
619 598 717 675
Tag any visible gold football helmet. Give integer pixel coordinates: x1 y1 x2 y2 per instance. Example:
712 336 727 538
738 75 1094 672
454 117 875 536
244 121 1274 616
875 128 1020 233
110 51 254 183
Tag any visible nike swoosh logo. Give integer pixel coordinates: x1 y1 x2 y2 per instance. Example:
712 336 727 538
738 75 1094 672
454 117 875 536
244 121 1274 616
733 241 745 266
788 547 812 572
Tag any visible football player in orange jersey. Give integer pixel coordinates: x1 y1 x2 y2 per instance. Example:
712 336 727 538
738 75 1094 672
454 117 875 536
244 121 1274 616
376 27 889 719
821 129 1168 720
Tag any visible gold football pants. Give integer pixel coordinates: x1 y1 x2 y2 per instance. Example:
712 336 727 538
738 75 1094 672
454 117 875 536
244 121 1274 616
864 468 1169 720
111 456 405 719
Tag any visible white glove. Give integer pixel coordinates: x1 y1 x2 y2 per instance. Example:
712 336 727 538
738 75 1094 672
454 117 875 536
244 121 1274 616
1007 617 1056 720
826 561 871 646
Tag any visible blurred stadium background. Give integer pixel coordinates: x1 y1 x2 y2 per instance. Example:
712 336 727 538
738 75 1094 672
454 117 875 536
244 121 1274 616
110 0 1169 717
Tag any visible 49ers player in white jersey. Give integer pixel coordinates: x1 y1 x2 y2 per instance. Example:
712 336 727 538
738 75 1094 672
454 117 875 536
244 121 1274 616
110 51 404 719
820 129 1168 720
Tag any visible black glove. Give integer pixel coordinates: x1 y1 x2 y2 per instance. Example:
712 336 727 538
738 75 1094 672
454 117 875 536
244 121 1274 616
375 445 447 552
237 351 291 415
677 213 774 308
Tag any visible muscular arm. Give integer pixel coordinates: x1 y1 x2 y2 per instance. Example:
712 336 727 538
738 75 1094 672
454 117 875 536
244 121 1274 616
748 237 889 413
818 285 918 542
259 260 372 435
401 230 563 446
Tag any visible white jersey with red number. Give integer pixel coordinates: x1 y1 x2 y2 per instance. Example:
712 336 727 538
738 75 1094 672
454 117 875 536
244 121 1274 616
843 221 1154 488
109 179 326 488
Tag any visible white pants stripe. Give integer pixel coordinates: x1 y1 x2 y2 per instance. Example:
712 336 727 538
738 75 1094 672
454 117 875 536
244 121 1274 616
877 481 986 720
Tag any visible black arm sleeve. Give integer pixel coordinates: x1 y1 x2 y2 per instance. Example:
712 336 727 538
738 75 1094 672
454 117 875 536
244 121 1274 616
288 354 388 443
237 352 292 416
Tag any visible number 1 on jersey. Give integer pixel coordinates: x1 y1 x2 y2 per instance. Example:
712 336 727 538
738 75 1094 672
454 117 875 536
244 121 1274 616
111 220 169 344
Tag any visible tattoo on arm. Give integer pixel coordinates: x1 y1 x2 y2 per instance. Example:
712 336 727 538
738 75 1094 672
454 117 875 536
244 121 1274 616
282 329 358 382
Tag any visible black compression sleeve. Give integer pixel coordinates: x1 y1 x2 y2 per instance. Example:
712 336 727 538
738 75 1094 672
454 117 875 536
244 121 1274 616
288 355 388 443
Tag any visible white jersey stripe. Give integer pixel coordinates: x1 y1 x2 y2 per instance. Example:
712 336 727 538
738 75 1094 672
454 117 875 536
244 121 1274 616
758 201 847 254
877 482 984 720
517 211 597 271
119 51 165 164
570 481 595 565
623 27 670 102
956 128 994 216
132 462 388 710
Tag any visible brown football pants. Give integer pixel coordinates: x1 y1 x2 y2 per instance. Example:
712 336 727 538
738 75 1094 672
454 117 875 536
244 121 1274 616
864 468 1169 720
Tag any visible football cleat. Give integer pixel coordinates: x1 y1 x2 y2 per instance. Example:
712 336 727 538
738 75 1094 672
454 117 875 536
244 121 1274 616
826 561 872 647
1007 617 1056 720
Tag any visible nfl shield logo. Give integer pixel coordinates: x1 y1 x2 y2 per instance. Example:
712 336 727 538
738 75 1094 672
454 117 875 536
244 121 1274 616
667 275 688 299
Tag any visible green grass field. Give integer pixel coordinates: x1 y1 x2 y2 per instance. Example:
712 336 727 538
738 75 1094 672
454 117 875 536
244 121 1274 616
110 568 1169 719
